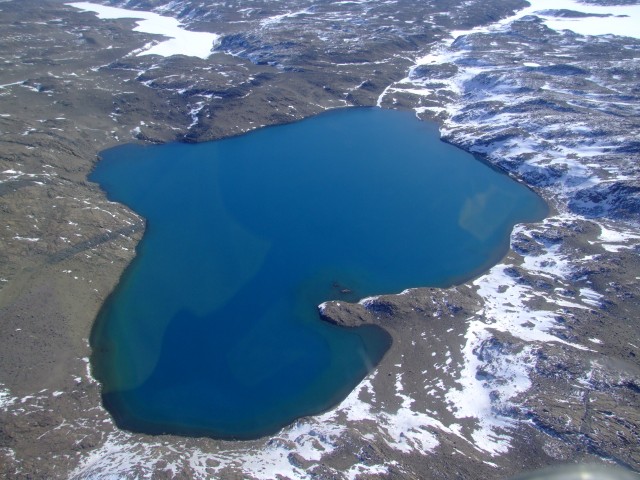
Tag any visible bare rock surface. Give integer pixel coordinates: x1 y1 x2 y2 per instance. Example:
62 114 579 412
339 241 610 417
0 0 639 478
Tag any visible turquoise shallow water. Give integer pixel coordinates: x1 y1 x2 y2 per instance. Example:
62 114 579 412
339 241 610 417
89 107 547 439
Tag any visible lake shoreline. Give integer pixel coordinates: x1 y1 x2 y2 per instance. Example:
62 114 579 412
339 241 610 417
1 92 636 478
87 107 545 440
1 1 639 477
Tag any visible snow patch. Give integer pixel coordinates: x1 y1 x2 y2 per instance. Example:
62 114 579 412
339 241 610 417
444 216 588 455
379 373 440 453
346 463 391 479
580 287 602 308
13 236 39 242
0 384 16 410
67 2 221 59
597 222 640 252
260 8 314 28
448 0 640 40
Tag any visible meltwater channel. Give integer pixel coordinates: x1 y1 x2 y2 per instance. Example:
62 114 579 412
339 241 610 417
89 107 547 439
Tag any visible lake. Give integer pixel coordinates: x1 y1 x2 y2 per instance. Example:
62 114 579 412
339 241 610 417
89 107 547 439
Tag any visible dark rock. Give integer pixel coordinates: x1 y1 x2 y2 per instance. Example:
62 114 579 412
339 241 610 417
538 9 612 18
569 181 640 220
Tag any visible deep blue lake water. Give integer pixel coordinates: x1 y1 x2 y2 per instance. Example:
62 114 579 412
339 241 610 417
90 107 547 439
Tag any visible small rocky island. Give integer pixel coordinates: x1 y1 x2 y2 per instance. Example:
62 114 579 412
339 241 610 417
0 0 639 478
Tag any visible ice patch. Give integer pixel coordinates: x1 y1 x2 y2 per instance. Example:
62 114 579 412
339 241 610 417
67 2 221 59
